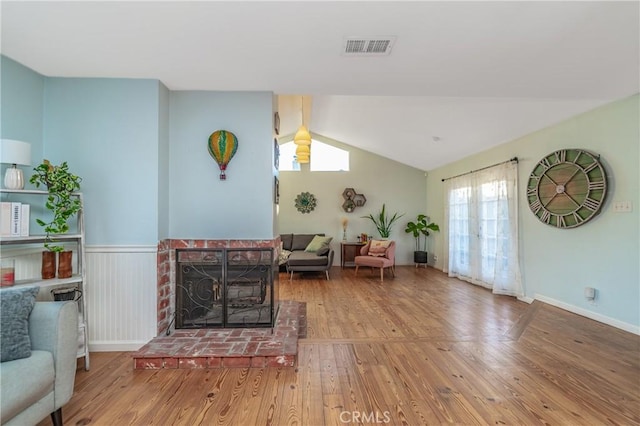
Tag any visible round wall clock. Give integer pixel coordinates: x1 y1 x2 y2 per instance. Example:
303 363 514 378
527 149 607 228
295 192 317 214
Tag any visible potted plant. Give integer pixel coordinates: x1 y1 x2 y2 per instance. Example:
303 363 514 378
361 204 404 238
405 214 439 265
29 160 82 279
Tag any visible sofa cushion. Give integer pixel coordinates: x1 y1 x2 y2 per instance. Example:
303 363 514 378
287 251 330 267
305 235 333 253
280 234 293 251
368 239 392 257
0 350 54 421
291 234 324 251
1 286 39 362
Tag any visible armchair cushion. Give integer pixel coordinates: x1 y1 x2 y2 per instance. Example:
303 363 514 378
1 286 39 362
368 239 392 257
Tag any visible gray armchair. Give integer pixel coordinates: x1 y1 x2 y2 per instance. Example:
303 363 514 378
1 301 78 426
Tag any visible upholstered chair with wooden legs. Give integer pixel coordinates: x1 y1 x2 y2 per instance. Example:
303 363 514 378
354 240 396 283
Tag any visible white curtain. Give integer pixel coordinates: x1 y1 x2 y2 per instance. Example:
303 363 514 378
443 161 523 297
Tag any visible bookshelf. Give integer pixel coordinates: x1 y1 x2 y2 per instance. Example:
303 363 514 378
0 189 90 370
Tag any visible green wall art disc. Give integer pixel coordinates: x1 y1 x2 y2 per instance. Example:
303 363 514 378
295 192 317 214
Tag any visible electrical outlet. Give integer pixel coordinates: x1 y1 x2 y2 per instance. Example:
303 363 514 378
613 201 633 212
433 255 438 262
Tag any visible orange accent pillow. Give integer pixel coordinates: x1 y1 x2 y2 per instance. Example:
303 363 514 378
368 239 391 257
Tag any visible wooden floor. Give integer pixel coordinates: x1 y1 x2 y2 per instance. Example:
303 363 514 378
42 267 640 426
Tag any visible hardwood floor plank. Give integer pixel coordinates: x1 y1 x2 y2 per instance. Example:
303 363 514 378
38 266 639 426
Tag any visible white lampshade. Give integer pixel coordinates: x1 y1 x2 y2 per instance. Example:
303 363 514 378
1 139 32 189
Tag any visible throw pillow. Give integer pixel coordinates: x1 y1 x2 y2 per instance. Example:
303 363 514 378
1 286 39 362
305 235 333 253
368 239 392 257
316 246 330 256
279 249 292 265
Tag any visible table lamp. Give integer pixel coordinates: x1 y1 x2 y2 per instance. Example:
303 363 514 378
1 139 31 189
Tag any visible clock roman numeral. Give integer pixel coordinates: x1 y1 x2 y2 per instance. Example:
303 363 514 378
556 215 566 228
571 151 583 164
583 162 599 173
530 199 542 213
572 212 584 224
583 197 600 211
527 187 537 196
554 150 566 163
588 181 605 191
540 210 551 224
539 158 552 170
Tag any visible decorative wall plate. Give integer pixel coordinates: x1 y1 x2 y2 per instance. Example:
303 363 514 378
295 192 317 214
527 149 607 228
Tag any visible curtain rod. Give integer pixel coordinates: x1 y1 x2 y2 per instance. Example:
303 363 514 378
441 157 518 182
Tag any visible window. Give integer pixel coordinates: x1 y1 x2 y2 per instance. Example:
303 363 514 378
278 140 349 172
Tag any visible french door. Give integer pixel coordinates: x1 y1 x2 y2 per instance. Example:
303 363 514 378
443 161 522 297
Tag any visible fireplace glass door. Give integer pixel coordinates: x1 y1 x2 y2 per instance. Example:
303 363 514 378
176 248 278 328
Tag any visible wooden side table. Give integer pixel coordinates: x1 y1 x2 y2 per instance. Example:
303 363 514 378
341 242 366 268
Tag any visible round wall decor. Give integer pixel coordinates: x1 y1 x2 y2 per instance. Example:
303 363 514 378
527 149 607 228
295 192 317 214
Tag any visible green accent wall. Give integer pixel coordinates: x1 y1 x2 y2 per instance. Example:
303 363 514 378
426 95 639 331
278 134 428 266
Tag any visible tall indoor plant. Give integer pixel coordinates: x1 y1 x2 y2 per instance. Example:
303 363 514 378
362 204 404 238
405 214 439 265
30 160 82 279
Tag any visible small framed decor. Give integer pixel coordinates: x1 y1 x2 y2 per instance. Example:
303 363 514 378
274 176 280 204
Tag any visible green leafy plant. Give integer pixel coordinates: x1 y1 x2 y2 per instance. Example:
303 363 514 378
361 204 404 238
29 160 82 252
405 214 439 252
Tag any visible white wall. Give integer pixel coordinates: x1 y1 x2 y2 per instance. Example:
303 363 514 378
278 134 428 265
426 95 639 332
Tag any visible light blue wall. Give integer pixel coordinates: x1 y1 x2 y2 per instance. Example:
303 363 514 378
0 56 44 177
158 82 170 240
168 91 275 239
426 95 640 330
43 78 161 245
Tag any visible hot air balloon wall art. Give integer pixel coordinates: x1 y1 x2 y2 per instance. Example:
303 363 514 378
208 130 238 180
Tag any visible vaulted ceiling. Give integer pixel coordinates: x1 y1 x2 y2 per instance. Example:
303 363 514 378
2 1 638 170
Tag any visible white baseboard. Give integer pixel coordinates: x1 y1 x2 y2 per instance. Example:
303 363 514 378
535 294 639 335
518 296 535 304
89 341 148 352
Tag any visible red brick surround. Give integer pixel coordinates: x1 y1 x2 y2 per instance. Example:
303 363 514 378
156 238 280 336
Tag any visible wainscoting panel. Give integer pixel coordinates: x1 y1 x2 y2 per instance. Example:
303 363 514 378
86 246 158 351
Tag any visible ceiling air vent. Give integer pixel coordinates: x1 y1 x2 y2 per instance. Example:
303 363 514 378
342 36 396 56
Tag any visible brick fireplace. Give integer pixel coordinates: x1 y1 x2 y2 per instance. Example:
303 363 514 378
156 238 280 336
133 236 305 369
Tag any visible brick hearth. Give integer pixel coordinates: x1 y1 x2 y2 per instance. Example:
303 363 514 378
133 300 305 369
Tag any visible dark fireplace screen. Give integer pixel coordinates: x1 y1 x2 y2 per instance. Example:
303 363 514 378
175 248 278 328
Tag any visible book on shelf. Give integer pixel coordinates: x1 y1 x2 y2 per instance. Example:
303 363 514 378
0 201 30 237
20 204 30 236
0 202 10 236
10 202 21 236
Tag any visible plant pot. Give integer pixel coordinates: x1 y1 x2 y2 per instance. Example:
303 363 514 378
57 251 73 279
414 251 428 264
42 251 56 279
